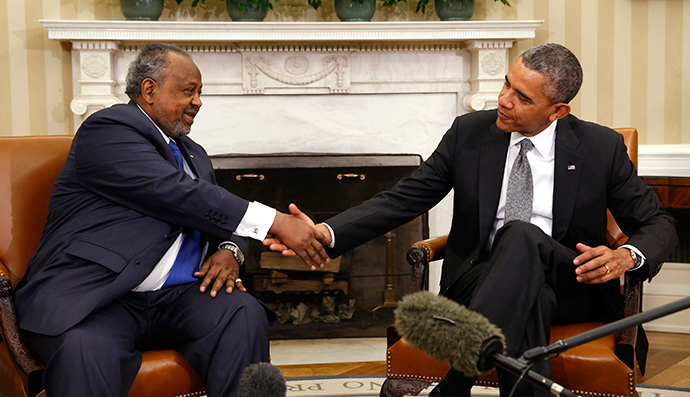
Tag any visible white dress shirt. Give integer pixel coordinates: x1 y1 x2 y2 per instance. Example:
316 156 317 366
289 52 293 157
489 121 557 246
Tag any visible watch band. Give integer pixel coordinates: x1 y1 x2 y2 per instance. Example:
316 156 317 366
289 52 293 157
630 249 643 268
218 241 245 266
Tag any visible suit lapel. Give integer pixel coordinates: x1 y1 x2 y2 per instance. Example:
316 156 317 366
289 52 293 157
552 117 584 241
479 124 511 244
175 138 201 178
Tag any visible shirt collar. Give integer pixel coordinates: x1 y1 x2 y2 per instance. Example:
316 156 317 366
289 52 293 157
135 103 170 144
509 119 557 159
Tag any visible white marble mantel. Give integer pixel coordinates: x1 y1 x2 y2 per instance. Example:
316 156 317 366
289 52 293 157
41 20 542 134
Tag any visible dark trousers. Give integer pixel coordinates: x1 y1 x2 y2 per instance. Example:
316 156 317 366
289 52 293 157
439 221 619 397
24 281 271 397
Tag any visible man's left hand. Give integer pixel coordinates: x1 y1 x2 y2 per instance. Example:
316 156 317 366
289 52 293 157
195 249 246 297
573 243 634 284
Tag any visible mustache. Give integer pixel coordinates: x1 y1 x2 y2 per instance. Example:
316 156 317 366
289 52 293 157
185 106 199 116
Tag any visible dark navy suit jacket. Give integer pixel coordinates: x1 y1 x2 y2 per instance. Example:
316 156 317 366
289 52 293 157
16 101 250 336
325 110 677 307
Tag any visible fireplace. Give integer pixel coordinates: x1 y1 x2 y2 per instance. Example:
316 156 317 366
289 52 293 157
212 153 427 338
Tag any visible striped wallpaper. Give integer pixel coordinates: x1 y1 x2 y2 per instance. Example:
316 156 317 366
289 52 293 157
1 0 688 145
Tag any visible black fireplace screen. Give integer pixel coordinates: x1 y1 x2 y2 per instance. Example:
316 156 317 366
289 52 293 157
212 153 428 339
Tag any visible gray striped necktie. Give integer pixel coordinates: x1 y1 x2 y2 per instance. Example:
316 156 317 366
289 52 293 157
505 138 534 223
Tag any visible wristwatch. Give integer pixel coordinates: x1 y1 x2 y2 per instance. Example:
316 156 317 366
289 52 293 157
218 241 245 266
629 249 643 269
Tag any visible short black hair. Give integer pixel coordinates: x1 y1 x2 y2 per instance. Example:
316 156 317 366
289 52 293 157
520 43 583 104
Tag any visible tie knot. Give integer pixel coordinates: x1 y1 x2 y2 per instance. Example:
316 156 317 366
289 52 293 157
518 138 534 156
168 140 180 153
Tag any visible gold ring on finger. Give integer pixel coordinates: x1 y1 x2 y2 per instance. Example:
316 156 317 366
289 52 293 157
604 265 610 275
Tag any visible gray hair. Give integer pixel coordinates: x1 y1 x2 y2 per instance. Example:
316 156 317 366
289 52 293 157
125 43 190 99
520 43 583 104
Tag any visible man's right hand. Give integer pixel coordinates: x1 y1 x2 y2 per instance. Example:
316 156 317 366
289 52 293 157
266 204 332 270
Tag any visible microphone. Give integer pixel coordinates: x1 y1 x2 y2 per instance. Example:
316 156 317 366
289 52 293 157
237 362 287 397
395 292 577 397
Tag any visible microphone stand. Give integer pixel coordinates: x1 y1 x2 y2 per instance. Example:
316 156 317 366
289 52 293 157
521 295 690 363
478 337 578 397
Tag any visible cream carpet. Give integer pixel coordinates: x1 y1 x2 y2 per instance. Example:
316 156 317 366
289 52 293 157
285 375 690 397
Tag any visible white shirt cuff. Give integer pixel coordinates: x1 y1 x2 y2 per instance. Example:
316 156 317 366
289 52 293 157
322 223 335 247
234 201 276 241
619 244 646 271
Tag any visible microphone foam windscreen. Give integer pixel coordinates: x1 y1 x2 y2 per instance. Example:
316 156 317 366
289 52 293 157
394 291 505 377
237 362 287 397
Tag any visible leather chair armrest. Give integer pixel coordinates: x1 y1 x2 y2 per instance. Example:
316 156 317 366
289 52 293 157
406 235 448 294
0 262 43 377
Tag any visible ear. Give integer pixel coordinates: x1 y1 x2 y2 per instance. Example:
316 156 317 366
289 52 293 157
140 78 157 105
549 103 571 122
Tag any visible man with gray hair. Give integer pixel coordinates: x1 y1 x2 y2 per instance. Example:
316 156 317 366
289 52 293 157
15 43 331 397
267 43 677 396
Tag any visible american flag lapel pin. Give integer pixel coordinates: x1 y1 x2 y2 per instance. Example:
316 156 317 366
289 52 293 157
567 164 576 171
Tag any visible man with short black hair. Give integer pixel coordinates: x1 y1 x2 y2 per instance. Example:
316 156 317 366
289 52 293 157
268 43 678 397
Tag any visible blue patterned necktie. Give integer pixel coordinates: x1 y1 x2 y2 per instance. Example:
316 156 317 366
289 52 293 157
505 138 534 223
163 140 203 287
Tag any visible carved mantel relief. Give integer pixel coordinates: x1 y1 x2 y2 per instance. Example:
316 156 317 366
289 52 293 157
70 41 121 119
41 20 542 128
242 49 351 94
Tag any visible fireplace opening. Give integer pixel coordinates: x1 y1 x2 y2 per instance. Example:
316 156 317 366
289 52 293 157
212 154 428 339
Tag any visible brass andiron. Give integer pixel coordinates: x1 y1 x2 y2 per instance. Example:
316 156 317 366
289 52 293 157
362 231 397 328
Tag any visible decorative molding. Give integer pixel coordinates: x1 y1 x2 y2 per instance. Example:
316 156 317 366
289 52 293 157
462 40 513 111
242 52 350 93
638 144 690 177
40 20 543 43
70 95 120 117
72 41 120 51
642 262 690 334
81 54 109 78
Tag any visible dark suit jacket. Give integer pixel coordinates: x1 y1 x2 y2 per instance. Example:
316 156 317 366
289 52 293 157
16 101 250 336
325 110 677 298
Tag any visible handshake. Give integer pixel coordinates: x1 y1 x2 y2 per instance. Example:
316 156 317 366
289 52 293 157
263 203 334 270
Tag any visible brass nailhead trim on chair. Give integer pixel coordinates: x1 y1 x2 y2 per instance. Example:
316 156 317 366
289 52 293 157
392 349 635 397
387 373 444 383
386 350 443 383
174 392 206 397
386 350 391 374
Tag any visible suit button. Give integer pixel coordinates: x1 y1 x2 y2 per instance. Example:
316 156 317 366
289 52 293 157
469 258 476 265
205 215 211 220
221 221 227 227
135 261 140 265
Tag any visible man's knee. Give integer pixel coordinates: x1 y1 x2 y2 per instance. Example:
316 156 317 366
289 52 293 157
196 291 269 332
494 221 549 247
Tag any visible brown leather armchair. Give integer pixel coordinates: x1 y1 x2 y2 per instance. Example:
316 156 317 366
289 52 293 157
0 136 205 397
381 129 642 397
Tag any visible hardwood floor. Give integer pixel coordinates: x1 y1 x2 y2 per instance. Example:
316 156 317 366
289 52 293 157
277 331 690 389
639 331 690 388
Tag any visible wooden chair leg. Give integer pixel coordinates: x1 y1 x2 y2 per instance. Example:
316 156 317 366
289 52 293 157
380 378 432 397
